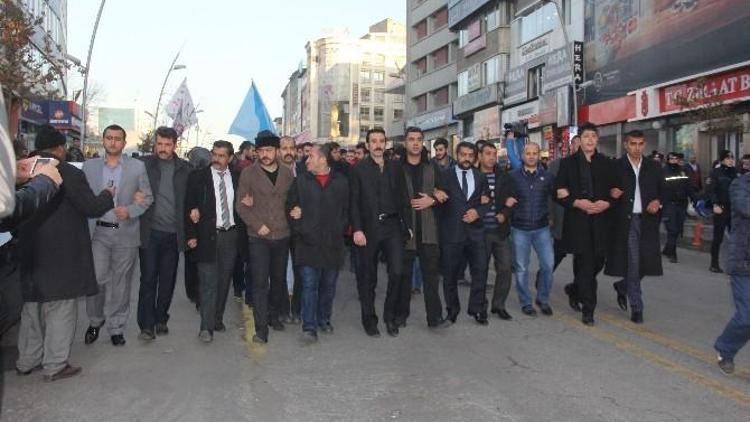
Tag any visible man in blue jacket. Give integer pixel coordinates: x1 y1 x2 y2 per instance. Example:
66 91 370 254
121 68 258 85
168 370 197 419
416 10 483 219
502 143 555 316
714 171 750 375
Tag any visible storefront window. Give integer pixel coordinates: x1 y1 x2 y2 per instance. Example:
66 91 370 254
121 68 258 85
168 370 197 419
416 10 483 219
674 124 698 159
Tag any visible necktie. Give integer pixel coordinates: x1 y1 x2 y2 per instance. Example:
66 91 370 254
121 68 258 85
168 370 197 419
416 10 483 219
461 170 469 199
218 171 230 229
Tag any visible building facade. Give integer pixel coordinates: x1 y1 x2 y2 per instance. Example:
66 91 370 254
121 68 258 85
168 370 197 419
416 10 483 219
281 19 406 147
449 0 513 147
405 0 460 147
577 0 750 171
498 0 582 161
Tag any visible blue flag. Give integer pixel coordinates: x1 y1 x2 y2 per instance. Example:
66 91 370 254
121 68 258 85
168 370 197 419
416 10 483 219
228 80 276 142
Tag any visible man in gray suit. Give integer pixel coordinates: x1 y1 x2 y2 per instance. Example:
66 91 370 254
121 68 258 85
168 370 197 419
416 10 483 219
82 124 153 346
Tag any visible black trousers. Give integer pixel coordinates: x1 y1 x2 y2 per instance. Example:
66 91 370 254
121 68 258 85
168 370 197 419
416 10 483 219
249 237 290 339
401 243 443 326
184 250 200 306
443 236 489 318
573 247 606 316
357 219 406 329
486 232 513 311
711 211 731 267
662 203 687 256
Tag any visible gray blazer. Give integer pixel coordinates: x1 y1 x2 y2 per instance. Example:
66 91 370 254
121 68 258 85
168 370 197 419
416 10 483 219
83 155 153 247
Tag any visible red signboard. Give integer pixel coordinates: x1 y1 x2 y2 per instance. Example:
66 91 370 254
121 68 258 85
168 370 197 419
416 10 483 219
578 95 636 126
660 66 750 113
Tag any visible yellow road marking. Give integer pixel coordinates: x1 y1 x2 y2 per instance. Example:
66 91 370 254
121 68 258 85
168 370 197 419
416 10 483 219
555 310 750 408
595 310 750 380
241 303 266 358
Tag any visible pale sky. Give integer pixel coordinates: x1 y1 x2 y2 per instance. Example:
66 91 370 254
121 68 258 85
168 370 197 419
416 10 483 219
67 0 406 146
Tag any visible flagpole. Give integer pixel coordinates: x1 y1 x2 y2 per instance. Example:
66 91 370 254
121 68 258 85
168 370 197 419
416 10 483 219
80 0 107 150
152 50 186 130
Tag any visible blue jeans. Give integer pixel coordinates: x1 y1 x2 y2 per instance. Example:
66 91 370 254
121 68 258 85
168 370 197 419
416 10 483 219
715 275 750 359
511 226 554 308
412 257 423 289
138 230 179 331
300 266 339 333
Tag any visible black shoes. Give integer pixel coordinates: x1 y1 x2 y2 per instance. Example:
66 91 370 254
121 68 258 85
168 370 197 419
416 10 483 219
138 329 155 341
537 302 553 316
111 334 126 346
320 323 334 334
252 333 268 344
717 353 735 375
301 331 318 343
155 323 169 336
386 322 399 337
268 320 285 331
491 308 513 320
614 284 628 311
582 314 595 326
468 312 489 325
446 312 458 324
365 326 381 337
709 265 724 273
662 249 678 263
630 311 643 324
521 305 537 317
428 319 452 329
84 323 104 345
564 283 582 312
215 322 227 333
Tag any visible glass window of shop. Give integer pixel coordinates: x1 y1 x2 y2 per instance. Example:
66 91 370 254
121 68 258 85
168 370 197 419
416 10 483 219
673 124 699 160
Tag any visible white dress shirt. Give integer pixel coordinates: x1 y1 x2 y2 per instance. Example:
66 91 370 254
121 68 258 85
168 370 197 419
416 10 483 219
211 167 235 227
454 166 476 199
628 155 642 214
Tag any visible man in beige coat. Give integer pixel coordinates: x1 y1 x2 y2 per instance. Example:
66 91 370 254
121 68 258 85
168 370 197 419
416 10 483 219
236 131 294 343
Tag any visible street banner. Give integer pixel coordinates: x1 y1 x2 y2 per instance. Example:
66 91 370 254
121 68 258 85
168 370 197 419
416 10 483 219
584 0 750 103
167 78 198 136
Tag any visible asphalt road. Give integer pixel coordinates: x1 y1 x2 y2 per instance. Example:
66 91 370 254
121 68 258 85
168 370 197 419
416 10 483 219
2 246 749 422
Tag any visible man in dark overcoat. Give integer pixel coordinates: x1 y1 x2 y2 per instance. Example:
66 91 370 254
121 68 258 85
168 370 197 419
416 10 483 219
555 123 618 326
16 125 114 381
605 131 664 324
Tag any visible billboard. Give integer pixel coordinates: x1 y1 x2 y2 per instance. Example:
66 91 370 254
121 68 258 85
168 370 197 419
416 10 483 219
583 0 750 103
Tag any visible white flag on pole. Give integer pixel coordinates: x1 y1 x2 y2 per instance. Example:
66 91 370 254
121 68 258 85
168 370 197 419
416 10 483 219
166 78 198 136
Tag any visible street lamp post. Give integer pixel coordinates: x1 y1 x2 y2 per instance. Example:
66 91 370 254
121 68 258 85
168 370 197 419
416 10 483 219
81 0 107 148
152 51 186 130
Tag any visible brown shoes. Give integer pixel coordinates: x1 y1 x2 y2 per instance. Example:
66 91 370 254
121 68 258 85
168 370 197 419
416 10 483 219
43 364 81 382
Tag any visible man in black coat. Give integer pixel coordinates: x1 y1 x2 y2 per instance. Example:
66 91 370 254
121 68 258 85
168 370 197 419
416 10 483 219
349 128 412 337
606 131 664 324
555 123 618 325
136 127 191 340
16 125 114 381
185 141 239 343
661 152 694 263
399 127 451 329
707 150 737 273
436 141 491 325
286 144 349 342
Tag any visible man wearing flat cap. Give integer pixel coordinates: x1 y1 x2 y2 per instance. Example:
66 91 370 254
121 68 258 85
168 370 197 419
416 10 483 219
15 125 114 380
236 130 294 343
